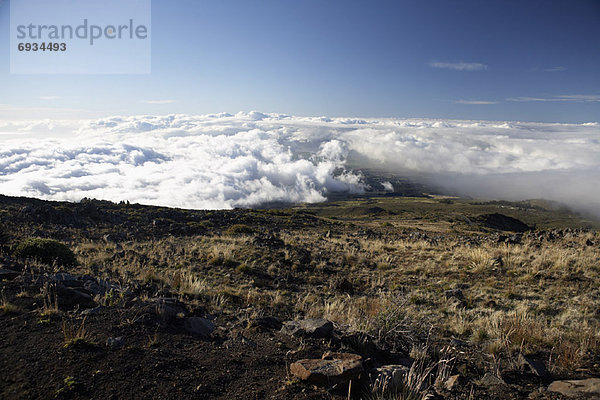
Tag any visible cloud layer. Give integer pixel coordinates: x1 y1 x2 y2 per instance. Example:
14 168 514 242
0 113 364 209
1 113 599 214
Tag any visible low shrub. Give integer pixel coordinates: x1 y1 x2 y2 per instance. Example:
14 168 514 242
224 224 254 236
13 238 77 266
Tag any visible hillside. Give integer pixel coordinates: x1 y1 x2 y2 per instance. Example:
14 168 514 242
1 194 599 399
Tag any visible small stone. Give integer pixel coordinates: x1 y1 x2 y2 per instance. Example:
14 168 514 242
281 319 333 338
478 372 505 387
81 306 103 316
184 317 215 338
548 378 600 397
106 336 125 349
518 354 549 378
290 352 362 386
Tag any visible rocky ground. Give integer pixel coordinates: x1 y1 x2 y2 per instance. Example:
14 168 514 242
1 194 600 399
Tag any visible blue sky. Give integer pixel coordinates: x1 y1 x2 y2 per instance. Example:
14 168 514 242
0 0 599 122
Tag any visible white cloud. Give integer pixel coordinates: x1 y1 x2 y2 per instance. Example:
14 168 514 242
455 100 497 105
143 99 177 104
1 113 599 215
0 113 364 209
428 62 487 71
557 95 600 102
507 95 600 102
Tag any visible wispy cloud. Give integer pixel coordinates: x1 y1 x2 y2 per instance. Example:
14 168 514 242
543 66 567 72
507 95 600 103
455 100 497 105
143 99 176 104
39 96 61 100
428 62 488 71
558 95 600 102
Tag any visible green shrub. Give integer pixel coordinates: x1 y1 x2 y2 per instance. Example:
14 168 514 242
224 224 254 236
13 238 77 266
438 198 454 204
236 263 251 273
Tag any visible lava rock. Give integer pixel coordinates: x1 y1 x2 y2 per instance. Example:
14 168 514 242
249 316 282 331
56 285 95 310
477 213 531 232
281 318 333 338
478 372 506 387
290 352 362 386
518 354 549 378
183 317 215 338
81 306 103 316
0 269 19 280
106 336 126 349
548 378 600 397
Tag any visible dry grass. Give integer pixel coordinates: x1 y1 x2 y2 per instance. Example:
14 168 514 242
1 289 20 314
39 283 60 316
68 226 600 372
62 316 93 348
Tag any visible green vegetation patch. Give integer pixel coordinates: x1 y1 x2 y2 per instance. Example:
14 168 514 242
224 224 255 236
13 238 78 266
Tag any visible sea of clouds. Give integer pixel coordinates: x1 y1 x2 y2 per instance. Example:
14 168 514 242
0 111 599 215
